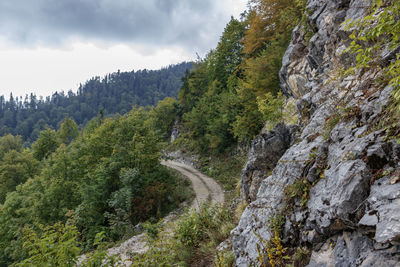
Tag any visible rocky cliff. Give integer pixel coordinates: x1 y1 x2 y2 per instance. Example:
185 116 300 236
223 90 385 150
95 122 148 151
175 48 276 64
232 0 400 266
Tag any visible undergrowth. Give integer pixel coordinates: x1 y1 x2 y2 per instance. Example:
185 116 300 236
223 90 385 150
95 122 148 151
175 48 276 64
198 152 246 193
131 204 235 266
255 214 311 267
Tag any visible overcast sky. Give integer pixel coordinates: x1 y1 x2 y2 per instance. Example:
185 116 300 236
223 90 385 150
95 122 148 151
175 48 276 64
0 0 248 99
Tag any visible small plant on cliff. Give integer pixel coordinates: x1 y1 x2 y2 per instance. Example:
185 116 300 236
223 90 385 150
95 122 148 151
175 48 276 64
322 114 340 140
255 214 289 267
284 179 311 209
292 247 311 267
255 213 312 267
256 229 289 267
343 0 400 104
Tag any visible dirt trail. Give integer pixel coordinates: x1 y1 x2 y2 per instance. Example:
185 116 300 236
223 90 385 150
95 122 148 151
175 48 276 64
160 160 225 209
82 160 225 265
85 160 224 266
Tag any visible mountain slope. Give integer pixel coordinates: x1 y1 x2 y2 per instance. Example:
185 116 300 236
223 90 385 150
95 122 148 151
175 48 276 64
0 62 192 142
232 0 400 265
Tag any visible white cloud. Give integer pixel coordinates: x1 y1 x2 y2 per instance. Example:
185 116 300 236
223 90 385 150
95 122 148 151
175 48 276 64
0 0 248 98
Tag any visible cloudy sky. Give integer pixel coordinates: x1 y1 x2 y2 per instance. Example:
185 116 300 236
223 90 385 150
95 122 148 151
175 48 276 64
0 0 248 98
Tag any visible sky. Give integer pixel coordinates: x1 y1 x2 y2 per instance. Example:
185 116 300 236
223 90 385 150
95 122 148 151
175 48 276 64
0 0 248 99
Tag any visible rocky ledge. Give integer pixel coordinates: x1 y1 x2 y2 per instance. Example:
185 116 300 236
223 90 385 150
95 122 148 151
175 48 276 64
232 0 400 266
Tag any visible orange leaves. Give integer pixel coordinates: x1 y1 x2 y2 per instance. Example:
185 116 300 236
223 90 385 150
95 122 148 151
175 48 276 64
243 0 306 57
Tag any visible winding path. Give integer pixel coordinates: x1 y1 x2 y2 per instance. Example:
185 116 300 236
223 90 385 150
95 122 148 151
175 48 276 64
160 160 225 209
80 160 225 265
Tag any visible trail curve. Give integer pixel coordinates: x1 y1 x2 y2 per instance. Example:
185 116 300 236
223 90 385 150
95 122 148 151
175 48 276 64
161 160 225 210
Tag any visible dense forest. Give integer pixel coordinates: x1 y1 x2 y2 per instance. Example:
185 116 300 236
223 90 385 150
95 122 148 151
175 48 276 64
1 0 399 265
0 103 190 266
176 0 305 154
0 62 192 142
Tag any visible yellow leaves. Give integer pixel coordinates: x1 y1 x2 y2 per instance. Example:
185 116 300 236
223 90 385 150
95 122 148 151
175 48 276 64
375 0 383 8
243 0 306 56
265 229 288 267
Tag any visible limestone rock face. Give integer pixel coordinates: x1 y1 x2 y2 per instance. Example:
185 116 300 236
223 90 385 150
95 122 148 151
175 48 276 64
308 232 400 267
240 123 299 203
232 0 400 265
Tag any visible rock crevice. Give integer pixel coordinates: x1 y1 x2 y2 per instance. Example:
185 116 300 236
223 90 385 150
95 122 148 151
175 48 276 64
232 0 400 266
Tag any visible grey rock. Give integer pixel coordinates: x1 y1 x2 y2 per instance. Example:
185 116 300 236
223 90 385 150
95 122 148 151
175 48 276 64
362 175 400 243
169 119 180 143
308 232 400 267
216 237 232 252
361 85 394 124
359 213 378 227
233 138 321 265
306 165 319 183
240 123 297 202
307 159 371 233
379 45 400 67
233 0 400 265
334 232 373 267
307 229 323 244
307 237 335 267
170 127 179 143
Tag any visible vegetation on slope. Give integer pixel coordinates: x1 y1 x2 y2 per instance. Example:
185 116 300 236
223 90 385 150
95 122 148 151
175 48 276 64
176 0 306 156
0 62 192 143
0 106 192 266
12 0 400 265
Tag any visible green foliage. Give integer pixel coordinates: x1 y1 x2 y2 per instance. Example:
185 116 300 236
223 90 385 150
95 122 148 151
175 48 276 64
178 18 245 153
233 0 306 142
264 229 289 267
257 92 284 128
80 232 121 267
131 233 186 266
151 97 180 140
256 214 310 267
0 134 23 157
343 0 400 104
0 134 40 203
176 204 234 249
267 214 285 236
15 223 80 267
233 38 288 142
0 106 192 265
108 168 140 217
323 114 340 140
292 247 311 267
32 129 60 160
14 224 122 267
176 210 204 248
215 250 235 267
58 117 79 145
176 0 307 148
142 221 160 240
197 150 245 192
284 179 311 209
133 204 235 266
243 0 307 56
0 149 40 203
0 62 192 142
255 214 289 267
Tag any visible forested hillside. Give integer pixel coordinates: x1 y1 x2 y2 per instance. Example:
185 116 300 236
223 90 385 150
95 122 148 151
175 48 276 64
0 105 192 266
1 0 399 265
176 0 305 155
0 62 192 142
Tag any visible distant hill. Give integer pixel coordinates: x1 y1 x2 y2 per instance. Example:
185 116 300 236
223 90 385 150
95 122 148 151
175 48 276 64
0 62 192 142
